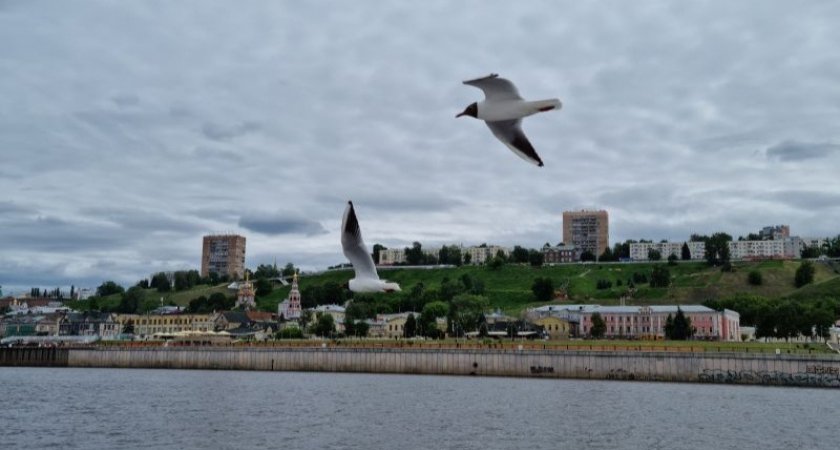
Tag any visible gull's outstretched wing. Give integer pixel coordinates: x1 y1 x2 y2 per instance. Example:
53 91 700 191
341 201 380 280
463 73 523 101
485 119 544 167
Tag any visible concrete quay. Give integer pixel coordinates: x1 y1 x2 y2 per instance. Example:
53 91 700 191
4 346 839 388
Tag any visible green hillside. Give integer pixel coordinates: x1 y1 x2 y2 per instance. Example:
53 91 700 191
70 260 840 315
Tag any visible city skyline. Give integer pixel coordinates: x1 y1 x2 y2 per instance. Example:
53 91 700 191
2 1 840 290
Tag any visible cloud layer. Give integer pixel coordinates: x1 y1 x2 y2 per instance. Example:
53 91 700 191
1 1 839 292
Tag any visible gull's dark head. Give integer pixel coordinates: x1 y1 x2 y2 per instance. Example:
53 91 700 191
456 102 478 118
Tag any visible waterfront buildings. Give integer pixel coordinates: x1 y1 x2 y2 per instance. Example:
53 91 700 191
529 304 741 341
114 313 216 338
201 234 246 279
562 210 609 259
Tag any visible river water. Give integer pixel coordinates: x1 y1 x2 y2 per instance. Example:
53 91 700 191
1 367 837 449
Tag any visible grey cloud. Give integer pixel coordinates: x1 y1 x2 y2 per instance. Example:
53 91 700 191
767 190 840 210
0 215 125 252
201 121 261 141
0 201 36 215
239 212 328 236
766 141 840 161
111 93 140 107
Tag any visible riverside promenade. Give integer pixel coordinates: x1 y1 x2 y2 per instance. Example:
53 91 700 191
3 343 840 388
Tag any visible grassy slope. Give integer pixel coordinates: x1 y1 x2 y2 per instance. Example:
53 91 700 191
70 260 839 315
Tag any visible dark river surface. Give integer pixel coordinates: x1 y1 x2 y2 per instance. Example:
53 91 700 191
1 367 837 449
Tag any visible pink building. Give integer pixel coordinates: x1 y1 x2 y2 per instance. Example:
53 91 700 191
530 305 741 341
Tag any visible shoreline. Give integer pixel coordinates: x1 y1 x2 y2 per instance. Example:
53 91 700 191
3 346 839 388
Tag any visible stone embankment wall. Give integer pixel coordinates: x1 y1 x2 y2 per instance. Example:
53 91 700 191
51 347 840 388
0 347 69 367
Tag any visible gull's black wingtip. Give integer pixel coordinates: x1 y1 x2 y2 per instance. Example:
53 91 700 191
538 161 544 167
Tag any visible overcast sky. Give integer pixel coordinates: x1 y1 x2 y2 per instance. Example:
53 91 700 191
2 1 839 293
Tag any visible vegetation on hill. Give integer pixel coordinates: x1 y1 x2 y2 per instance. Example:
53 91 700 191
65 260 839 329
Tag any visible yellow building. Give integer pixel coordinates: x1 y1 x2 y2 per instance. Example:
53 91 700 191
115 313 216 338
534 316 571 340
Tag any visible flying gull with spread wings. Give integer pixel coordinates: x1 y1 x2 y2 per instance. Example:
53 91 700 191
341 201 401 293
457 73 562 167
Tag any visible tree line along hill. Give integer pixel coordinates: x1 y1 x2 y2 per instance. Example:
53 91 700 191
68 259 840 319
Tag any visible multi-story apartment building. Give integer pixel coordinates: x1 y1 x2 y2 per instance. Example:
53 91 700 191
562 210 609 259
465 245 510 265
759 225 790 240
629 241 706 261
378 248 407 265
201 234 246 279
530 305 741 341
728 237 801 260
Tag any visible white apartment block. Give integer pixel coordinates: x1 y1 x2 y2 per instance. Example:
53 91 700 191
728 237 801 260
629 241 706 261
377 246 441 265
378 248 407 265
465 245 510 265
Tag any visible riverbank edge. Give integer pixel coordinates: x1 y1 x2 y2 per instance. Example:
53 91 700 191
3 347 839 388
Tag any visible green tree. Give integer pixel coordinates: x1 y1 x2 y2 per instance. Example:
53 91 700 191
704 232 732 266
405 242 424 265
448 294 489 336
254 278 273 297
511 246 529 263
795 261 815 288
96 281 125 297
800 245 822 258
667 253 678 266
810 307 835 342
531 277 554 302
420 301 449 334
647 248 662 261
599 246 617 262
590 313 606 338
312 313 336 337
463 252 472 265
666 308 693 340
117 286 144 314
650 265 671 288
438 245 463 266
404 314 417 338
486 255 504 270
276 327 304 339
255 264 280 279
528 249 544 267
748 270 763 286
150 272 171 292
681 242 691 261
824 235 840 257
579 250 596 262
281 263 297 277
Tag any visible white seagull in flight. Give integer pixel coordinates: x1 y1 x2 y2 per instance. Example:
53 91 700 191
457 73 562 167
341 201 401 293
